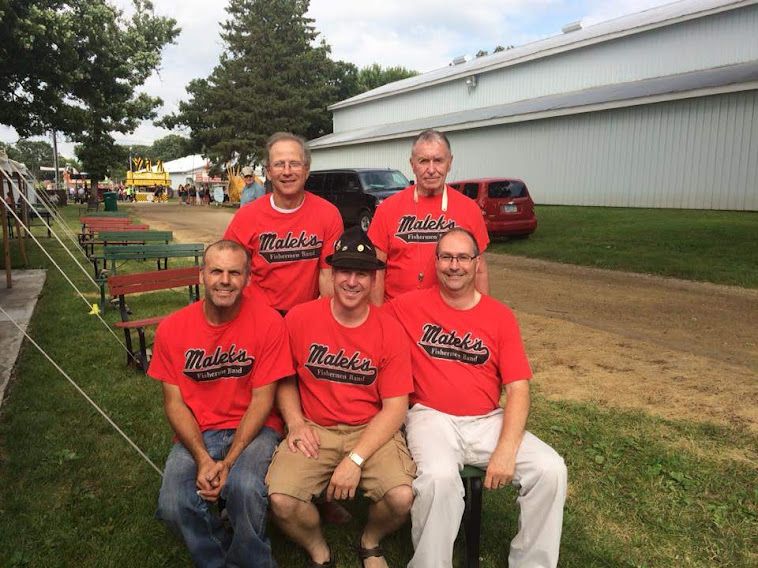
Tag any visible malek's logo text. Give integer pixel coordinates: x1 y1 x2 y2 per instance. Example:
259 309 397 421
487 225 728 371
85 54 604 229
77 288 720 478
395 214 456 243
183 344 255 382
418 324 490 364
259 231 322 263
304 344 377 386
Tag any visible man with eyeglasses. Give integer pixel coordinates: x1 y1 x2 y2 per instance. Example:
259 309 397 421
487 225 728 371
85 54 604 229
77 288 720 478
240 166 265 206
387 227 567 568
368 129 490 304
224 132 343 314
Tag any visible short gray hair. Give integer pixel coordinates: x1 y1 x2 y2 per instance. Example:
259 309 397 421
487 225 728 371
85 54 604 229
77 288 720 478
265 132 311 166
202 239 251 271
412 129 451 153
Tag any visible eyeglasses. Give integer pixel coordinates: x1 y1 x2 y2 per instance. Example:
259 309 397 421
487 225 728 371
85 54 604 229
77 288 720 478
436 253 477 265
269 160 305 171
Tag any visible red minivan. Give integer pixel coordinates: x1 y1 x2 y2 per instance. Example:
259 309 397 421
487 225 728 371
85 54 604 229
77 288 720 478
448 178 537 238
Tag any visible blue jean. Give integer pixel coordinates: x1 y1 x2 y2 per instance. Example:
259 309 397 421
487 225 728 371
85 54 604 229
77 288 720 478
157 427 280 568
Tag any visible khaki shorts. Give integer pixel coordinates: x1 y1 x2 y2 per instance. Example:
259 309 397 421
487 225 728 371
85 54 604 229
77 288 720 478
266 421 416 502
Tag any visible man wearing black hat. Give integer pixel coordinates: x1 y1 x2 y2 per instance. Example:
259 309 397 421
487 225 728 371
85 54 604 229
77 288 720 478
266 227 415 568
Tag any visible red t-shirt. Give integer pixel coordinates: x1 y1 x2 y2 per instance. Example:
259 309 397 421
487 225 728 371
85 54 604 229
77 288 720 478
386 287 531 416
285 297 413 427
367 185 489 300
148 299 294 434
223 193 343 311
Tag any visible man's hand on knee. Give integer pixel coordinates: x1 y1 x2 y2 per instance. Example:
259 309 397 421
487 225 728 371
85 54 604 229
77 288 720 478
484 447 516 490
326 458 361 501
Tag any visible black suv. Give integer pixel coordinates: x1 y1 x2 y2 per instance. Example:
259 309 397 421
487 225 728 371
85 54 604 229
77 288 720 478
305 168 409 231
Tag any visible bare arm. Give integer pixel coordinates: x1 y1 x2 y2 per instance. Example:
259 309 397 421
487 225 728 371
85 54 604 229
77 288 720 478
370 249 388 306
276 375 320 458
161 383 215 492
197 381 279 501
485 379 529 490
319 267 334 298
327 394 408 500
476 255 490 295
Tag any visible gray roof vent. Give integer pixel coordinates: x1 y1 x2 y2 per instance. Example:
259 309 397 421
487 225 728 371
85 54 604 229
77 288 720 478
562 21 582 34
450 55 467 66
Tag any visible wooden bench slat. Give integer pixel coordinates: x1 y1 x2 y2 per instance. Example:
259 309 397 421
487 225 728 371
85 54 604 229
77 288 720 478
108 266 199 296
114 315 166 329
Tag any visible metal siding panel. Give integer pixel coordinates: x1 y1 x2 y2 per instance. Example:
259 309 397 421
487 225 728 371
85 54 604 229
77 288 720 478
314 92 757 210
331 6 758 133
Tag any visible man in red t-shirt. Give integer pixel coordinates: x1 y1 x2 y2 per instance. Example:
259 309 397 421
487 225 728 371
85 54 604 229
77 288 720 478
387 228 567 568
224 132 343 313
368 129 490 304
266 227 415 568
149 240 294 568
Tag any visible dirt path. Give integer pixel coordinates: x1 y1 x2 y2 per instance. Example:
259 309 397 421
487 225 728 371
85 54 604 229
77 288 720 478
128 202 758 433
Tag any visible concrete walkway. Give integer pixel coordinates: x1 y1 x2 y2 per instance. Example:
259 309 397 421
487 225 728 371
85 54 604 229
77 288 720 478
0 269 46 407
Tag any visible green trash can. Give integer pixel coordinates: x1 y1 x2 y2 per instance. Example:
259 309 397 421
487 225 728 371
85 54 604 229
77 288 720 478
103 191 118 212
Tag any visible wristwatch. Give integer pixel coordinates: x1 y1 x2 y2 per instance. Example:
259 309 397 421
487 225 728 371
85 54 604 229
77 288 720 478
348 451 365 468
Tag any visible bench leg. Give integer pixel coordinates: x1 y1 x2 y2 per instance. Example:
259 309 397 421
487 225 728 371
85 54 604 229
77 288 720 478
122 328 135 368
463 476 482 568
136 327 149 373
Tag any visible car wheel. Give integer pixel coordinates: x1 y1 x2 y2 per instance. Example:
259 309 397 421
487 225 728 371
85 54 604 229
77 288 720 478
358 210 372 232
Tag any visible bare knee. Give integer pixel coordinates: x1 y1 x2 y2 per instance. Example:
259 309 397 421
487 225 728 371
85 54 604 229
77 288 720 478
269 492 301 520
383 484 414 516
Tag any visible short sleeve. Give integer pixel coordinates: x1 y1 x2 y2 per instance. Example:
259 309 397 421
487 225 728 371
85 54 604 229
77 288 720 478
376 316 413 399
223 209 249 247
496 308 532 384
251 313 295 388
147 319 178 385
319 202 344 268
367 202 389 254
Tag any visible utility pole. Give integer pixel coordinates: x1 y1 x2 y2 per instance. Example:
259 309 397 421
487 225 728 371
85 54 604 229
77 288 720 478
51 130 60 191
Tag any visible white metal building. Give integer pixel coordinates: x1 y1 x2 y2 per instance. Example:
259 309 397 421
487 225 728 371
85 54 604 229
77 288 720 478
309 0 758 210
163 154 209 189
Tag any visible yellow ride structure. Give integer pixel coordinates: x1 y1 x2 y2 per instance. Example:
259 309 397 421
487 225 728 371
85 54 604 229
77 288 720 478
126 157 170 187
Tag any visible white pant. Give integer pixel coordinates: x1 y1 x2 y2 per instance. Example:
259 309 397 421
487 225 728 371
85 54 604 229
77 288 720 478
406 404 567 568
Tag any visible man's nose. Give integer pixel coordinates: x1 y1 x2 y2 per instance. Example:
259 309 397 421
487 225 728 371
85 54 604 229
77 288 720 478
346 272 359 285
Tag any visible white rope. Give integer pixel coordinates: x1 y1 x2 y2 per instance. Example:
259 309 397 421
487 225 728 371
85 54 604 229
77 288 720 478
1 168 94 284
0 303 164 477
0 197 141 365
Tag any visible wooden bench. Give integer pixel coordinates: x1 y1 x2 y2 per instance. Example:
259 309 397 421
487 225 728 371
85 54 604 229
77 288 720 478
80 211 129 218
85 229 173 258
461 465 486 568
96 243 204 308
79 218 149 246
108 267 200 371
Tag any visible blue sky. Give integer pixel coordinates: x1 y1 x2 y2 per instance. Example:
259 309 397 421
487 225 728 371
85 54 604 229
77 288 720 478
0 0 677 158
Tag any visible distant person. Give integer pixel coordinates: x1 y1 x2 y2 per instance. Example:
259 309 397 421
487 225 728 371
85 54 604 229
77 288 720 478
240 166 265 206
367 129 490 304
387 228 567 568
148 240 293 568
267 227 414 567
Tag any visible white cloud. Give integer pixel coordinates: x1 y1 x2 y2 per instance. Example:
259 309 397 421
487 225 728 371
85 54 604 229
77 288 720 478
2 0 675 158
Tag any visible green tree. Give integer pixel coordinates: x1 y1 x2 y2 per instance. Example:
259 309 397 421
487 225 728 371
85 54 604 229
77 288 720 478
162 0 338 165
353 63 417 95
9 140 54 177
150 134 190 162
1 1 178 191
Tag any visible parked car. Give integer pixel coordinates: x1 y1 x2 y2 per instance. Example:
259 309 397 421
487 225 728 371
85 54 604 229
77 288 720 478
448 178 537 238
305 168 410 231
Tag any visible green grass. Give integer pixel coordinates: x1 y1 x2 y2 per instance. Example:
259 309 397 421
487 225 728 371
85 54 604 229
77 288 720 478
489 206 758 288
1 205 756 566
